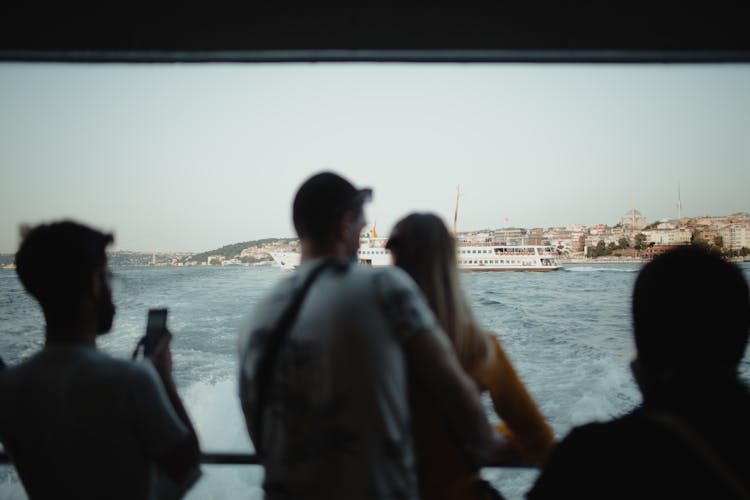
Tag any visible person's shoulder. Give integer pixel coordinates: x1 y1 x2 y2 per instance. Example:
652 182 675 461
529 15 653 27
315 264 417 300
261 271 298 303
370 265 416 285
120 359 170 402
239 269 301 353
529 417 636 499
65 346 158 383
246 271 298 322
79 349 162 392
366 266 438 338
0 358 17 391
5 346 120 376
548 412 654 473
563 413 641 446
78 346 141 375
561 419 618 444
363 265 421 297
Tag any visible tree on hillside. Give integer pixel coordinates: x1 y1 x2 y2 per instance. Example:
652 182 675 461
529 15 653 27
188 237 297 263
617 237 630 249
634 233 646 250
589 239 606 258
714 235 724 248
692 231 709 249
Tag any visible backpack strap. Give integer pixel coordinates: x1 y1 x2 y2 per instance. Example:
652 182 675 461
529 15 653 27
253 259 346 456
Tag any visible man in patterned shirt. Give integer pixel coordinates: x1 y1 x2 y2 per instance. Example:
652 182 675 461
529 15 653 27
239 171 508 500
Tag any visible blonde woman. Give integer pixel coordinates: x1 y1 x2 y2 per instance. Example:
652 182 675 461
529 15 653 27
386 213 555 500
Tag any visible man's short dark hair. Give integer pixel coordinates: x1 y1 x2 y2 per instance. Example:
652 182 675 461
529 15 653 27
632 246 750 370
292 171 372 242
15 221 114 311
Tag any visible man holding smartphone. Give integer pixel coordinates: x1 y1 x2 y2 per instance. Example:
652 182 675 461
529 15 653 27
0 221 200 499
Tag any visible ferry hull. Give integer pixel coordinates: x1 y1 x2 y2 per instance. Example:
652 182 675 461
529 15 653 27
273 242 563 272
461 266 562 272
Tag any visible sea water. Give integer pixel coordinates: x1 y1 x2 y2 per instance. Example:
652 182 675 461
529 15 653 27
1 263 749 500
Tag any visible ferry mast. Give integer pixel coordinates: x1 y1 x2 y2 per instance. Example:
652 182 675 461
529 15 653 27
452 184 461 236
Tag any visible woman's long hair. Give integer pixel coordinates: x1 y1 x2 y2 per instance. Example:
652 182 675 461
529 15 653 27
387 213 490 372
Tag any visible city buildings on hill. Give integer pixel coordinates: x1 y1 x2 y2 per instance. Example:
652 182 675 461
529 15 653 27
720 221 750 251
93 210 748 267
457 209 750 257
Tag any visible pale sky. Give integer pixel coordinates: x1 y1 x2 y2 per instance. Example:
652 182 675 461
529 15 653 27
1 63 749 253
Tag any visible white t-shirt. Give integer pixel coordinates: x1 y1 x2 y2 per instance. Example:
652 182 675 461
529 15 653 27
239 260 438 500
0 344 190 499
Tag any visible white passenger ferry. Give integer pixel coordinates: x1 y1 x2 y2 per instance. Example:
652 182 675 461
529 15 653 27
271 238 562 271
271 188 562 271
269 237 390 271
269 251 301 271
455 243 562 271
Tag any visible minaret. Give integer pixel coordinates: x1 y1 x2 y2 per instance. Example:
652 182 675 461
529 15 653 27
677 184 683 222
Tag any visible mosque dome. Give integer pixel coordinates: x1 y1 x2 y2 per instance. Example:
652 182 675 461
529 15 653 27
620 209 647 229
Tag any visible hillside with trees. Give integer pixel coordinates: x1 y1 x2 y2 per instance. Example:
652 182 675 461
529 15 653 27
187 237 297 264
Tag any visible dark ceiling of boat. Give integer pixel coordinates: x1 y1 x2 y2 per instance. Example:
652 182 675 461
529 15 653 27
1 2 749 63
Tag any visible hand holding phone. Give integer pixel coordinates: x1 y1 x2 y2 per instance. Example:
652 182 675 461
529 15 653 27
144 308 168 358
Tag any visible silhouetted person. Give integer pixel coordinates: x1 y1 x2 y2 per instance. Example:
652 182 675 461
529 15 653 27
387 213 555 500
239 172 509 500
528 246 750 499
0 221 200 499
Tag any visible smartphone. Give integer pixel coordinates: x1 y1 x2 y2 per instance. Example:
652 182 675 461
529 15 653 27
144 308 168 357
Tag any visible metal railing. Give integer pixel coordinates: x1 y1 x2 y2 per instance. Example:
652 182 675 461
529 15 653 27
0 451 537 468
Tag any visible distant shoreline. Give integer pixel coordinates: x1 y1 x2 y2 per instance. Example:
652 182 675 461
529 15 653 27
564 256 749 265
563 258 647 265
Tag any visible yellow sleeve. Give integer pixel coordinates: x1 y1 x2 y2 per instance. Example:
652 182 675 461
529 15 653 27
473 335 556 463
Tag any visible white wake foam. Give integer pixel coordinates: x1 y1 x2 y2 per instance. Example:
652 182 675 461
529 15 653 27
565 266 639 273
